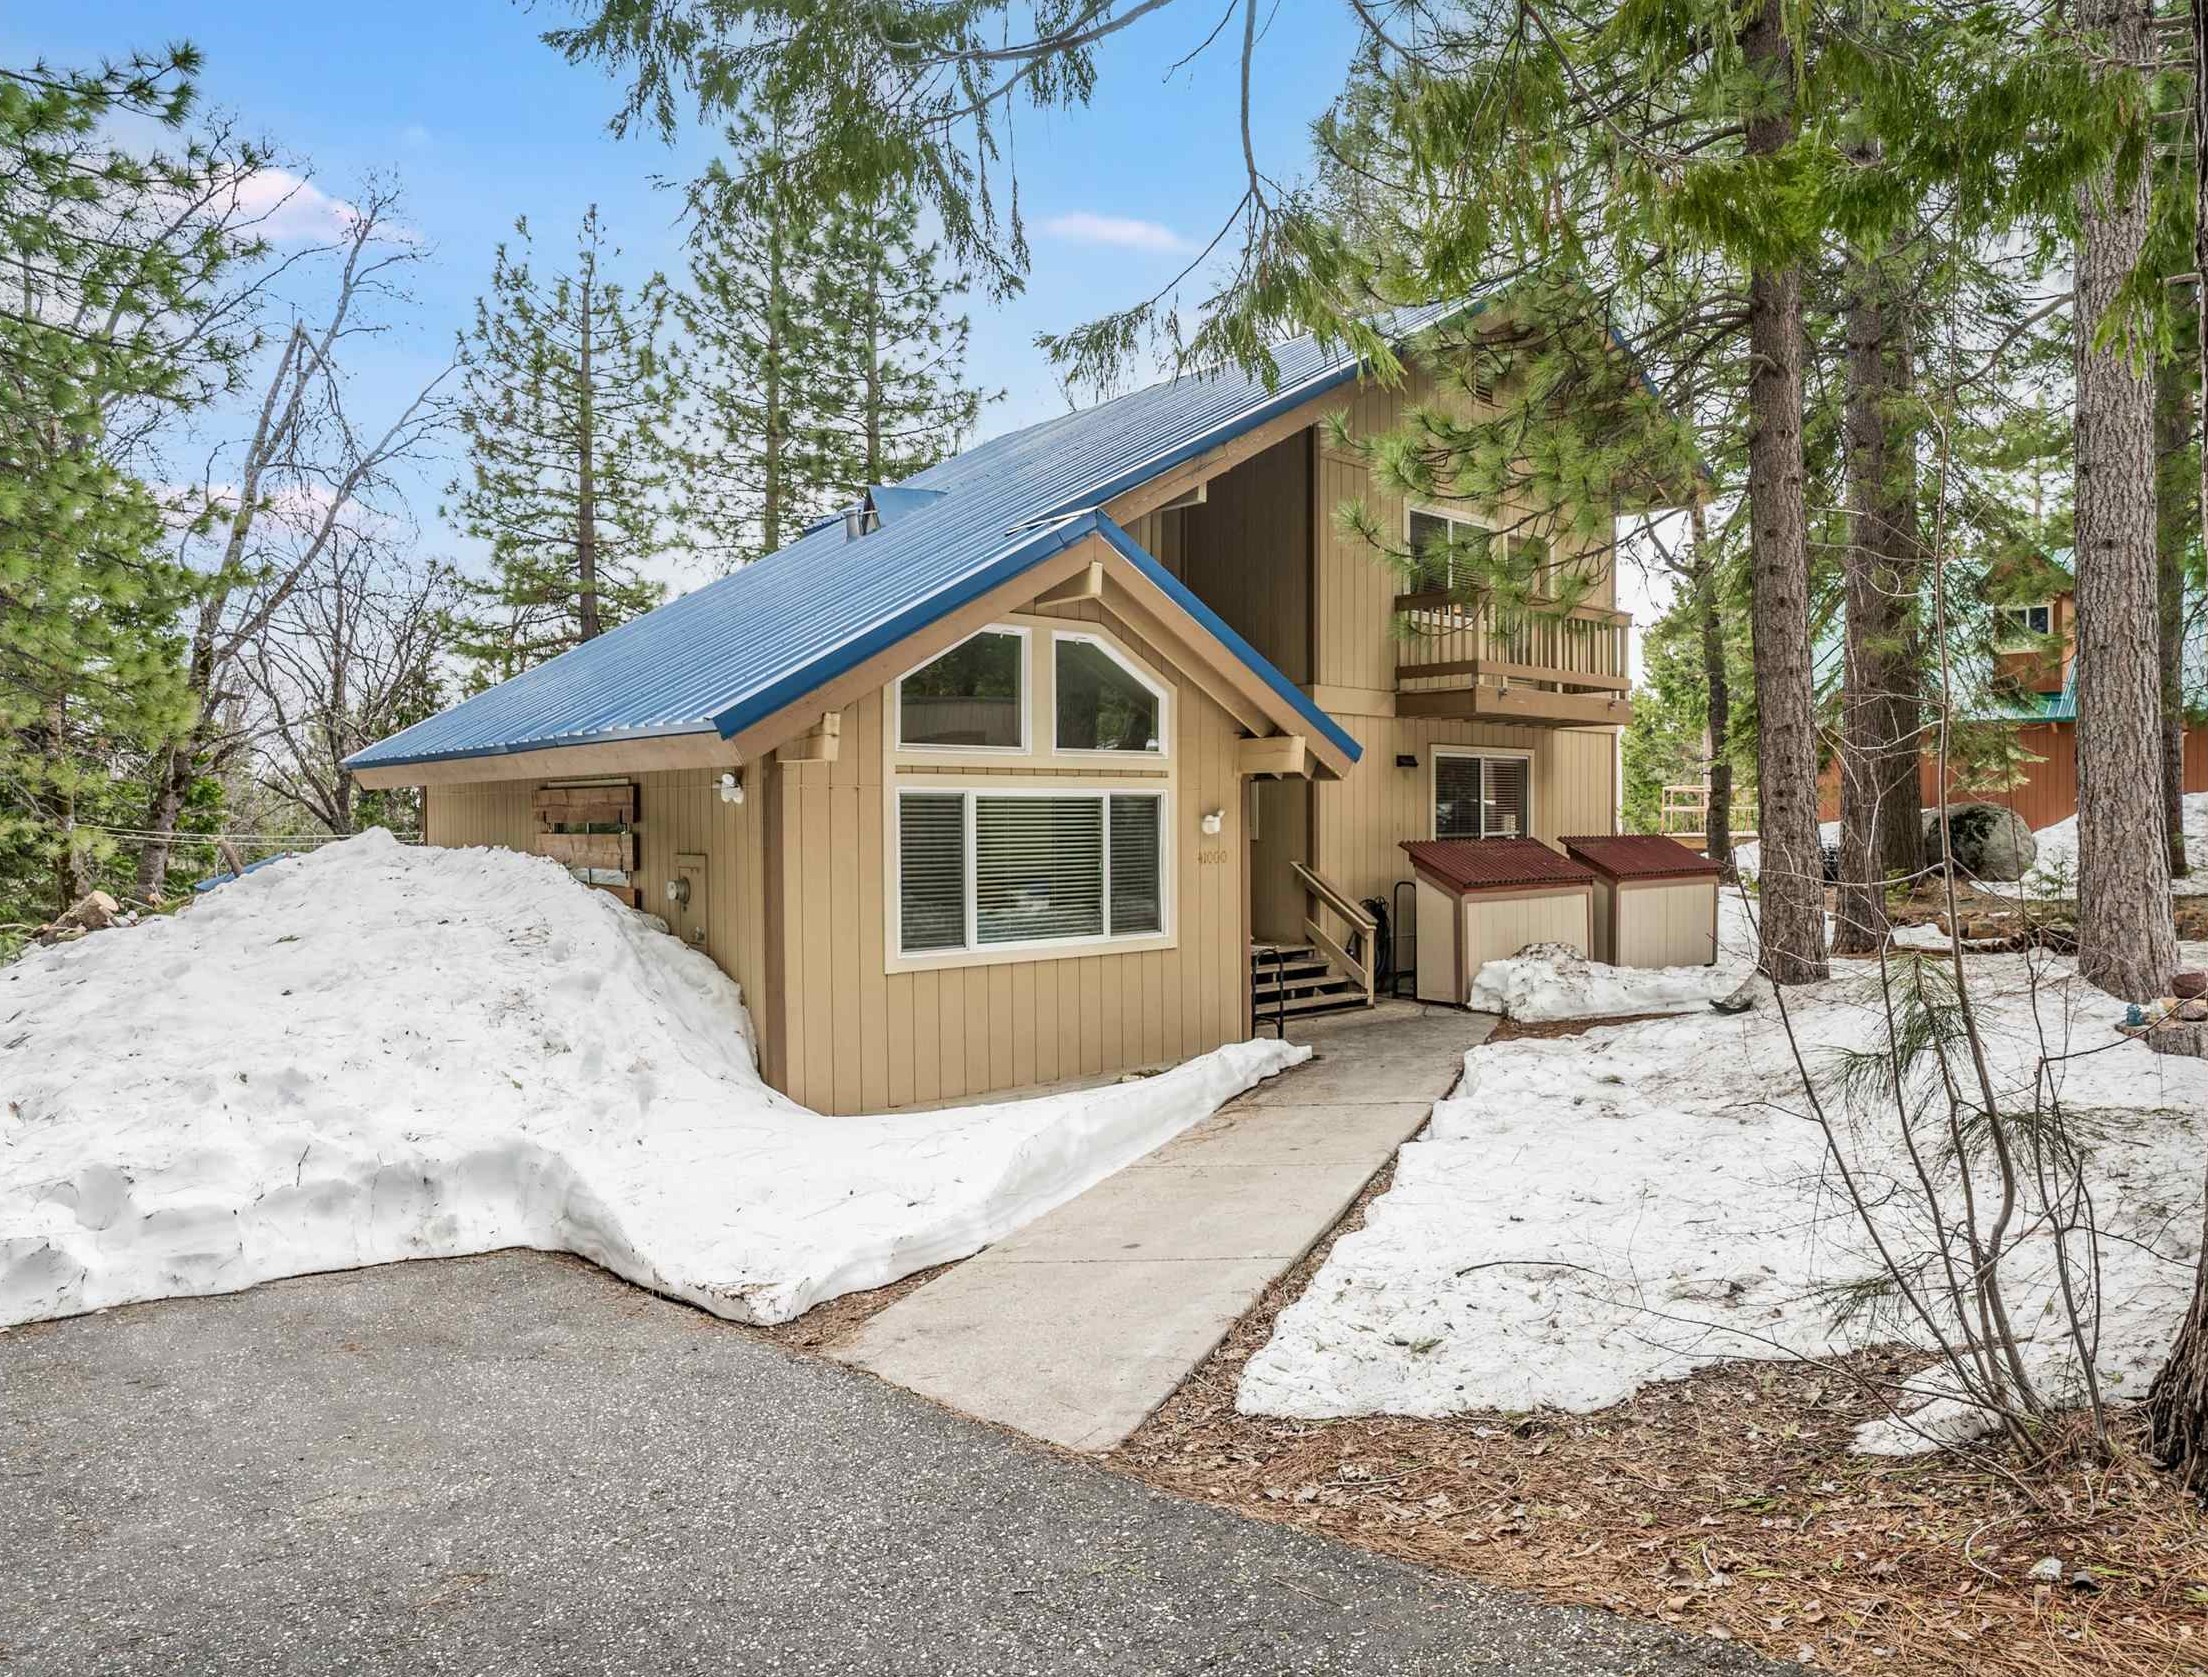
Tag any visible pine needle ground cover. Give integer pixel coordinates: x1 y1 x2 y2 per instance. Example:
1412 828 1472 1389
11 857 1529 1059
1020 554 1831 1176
1109 1157 2208 1677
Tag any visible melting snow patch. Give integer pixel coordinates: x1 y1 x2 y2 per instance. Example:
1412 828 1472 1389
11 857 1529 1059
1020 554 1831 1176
0 830 1304 1329
1240 954 2203 1452
1999 791 2208 900
1468 943 1746 1022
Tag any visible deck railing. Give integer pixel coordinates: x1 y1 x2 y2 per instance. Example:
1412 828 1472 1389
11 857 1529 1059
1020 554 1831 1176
1291 860 1377 1009
1394 590 1632 694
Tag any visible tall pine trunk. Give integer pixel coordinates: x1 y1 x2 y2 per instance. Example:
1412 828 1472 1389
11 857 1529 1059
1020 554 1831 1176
576 266 603 642
1834 246 1924 953
2156 350 2190 878
762 229 787 554
1689 501 1736 880
1742 0 1827 983
2145 0 2208 1492
2072 0 2176 1001
863 266 884 486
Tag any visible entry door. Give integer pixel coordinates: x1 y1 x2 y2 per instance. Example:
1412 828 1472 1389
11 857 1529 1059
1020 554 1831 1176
1247 775 1308 945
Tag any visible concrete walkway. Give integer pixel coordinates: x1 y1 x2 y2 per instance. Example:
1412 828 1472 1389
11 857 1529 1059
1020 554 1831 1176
835 1002 1493 1451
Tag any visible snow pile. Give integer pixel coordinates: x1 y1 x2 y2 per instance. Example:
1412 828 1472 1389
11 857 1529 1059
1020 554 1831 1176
2004 791 2208 900
1468 942 1746 1022
1 831 1303 1329
1241 953 2202 1451
1730 819 1839 885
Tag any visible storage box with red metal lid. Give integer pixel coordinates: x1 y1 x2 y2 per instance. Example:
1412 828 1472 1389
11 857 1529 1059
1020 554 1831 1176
1559 834 1721 968
1400 838 1596 1005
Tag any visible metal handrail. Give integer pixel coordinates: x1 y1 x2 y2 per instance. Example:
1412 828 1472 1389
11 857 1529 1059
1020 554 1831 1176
1252 946 1290 1039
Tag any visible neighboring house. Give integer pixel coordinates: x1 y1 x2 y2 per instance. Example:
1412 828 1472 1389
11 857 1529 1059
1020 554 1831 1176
349 306 1638 1113
1815 580 2208 831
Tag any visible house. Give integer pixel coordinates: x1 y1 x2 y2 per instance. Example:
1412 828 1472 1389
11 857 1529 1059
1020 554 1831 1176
1814 578 2208 832
348 305 1637 1113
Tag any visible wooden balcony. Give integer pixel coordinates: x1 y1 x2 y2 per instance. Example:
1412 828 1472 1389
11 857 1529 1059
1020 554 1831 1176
1394 591 1634 728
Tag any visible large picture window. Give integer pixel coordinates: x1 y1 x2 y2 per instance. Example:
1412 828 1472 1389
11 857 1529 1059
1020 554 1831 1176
895 789 1167 956
1054 633 1165 755
1433 750 1531 841
896 628 1027 750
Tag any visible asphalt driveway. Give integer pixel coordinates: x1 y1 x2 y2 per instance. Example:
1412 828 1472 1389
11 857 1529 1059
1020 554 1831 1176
0 1252 1785 1676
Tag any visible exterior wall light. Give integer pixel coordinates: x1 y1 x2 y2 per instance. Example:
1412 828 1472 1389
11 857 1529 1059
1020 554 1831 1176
1200 809 1225 836
718 772 744 805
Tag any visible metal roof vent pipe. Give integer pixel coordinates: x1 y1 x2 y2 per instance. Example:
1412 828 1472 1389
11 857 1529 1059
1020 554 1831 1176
842 505 879 542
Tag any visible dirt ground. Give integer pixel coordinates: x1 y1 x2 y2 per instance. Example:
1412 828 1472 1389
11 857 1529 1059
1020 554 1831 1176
1101 1086 2208 1677
1879 880 2208 949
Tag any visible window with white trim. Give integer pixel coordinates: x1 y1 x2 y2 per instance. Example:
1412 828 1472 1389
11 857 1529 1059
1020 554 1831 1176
1433 750 1531 840
1996 602 2054 643
1053 631 1166 755
895 627 1027 750
896 788 1166 956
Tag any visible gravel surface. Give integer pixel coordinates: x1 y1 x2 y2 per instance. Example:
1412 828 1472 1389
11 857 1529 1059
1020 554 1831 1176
0 1250 1791 1676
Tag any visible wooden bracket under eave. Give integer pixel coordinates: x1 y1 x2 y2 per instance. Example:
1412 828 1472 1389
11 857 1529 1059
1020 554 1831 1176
1029 559 1105 615
776 710 843 764
1237 733 1309 780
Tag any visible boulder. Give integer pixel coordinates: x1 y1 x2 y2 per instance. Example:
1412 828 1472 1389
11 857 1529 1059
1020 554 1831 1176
1922 803 2037 882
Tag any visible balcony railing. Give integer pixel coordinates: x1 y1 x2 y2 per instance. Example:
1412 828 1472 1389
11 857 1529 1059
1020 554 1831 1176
1394 590 1632 725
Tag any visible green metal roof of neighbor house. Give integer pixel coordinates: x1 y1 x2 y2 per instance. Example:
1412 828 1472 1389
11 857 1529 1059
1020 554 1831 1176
347 305 1476 776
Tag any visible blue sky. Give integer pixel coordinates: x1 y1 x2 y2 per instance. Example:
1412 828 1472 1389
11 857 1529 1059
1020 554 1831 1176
18 2 1373 591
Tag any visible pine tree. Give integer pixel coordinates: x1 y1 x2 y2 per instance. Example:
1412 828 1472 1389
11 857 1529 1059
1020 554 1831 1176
668 132 837 569
449 208 672 678
810 186 988 495
2072 0 2178 1000
0 51 263 924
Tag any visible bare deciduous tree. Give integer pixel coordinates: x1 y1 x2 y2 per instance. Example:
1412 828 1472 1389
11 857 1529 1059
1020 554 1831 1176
239 535 456 837
134 183 454 898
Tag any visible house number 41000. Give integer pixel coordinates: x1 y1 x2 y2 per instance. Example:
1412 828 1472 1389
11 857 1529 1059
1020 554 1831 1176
1196 849 1232 865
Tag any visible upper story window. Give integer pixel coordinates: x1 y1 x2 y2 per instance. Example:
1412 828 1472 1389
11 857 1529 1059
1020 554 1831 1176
1053 632 1166 755
1434 749 1530 841
1997 602 2054 642
896 627 1027 751
1407 507 1551 594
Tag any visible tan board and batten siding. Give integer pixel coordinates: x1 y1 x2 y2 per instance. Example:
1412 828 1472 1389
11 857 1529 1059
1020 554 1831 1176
1115 374 1622 940
422 358 1625 1113
426 597 1250 1116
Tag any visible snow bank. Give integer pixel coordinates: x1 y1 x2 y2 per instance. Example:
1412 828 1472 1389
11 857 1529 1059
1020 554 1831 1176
1468 944 1746 1022
1 831 1303 1330
1730 820 1838 885
1241 953 2202 1451
2002 790 2208 900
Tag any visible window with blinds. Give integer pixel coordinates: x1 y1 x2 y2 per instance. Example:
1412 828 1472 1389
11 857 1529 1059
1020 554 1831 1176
896 790 1167 956
898 794 967 952
1432 752 1530 841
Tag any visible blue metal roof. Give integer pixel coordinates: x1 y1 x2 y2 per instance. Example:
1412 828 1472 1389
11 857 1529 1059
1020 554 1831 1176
347 303 1466 774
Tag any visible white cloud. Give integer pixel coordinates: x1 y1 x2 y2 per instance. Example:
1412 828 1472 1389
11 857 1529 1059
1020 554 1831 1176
398 123 433 150
1041 211 1196 255
227 168 365 244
